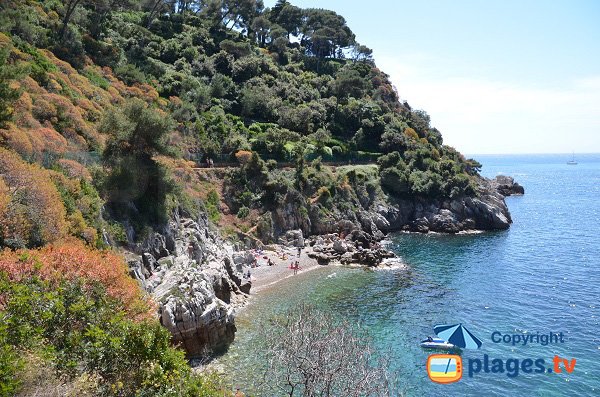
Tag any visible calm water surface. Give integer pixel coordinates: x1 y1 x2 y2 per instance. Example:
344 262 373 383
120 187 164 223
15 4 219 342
218 154 600 396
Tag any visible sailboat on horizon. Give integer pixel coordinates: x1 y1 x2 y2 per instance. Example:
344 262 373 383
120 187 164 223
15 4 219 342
567 152 577 165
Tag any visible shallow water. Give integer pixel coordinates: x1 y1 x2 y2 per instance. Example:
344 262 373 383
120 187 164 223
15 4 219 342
218 154 600 396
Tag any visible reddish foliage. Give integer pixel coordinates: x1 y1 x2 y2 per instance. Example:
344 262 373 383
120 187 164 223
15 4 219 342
235 150 253 165
0 124 35 158
0 148 67 246
57 159 92 181
33 127 68 154
0 240 150 316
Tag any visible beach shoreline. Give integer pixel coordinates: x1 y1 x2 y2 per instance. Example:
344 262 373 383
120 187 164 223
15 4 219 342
241 245 324 295
236 239 408 302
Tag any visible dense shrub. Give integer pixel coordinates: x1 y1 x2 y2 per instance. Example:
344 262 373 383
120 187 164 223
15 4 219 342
205 189 221 224
0 240 147 315
0 148 67 248
0 273 231 396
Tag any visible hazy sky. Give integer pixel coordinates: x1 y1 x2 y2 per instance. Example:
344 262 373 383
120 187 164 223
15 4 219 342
264 0 600 154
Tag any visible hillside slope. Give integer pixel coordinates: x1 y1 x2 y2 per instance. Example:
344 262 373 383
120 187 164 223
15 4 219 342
0 0 516 392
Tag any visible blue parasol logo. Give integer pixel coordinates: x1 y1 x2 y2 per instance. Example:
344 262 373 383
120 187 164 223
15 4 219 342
433 323 483 349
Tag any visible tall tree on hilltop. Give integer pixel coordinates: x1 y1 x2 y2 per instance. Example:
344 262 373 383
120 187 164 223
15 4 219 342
301 9 355 59
203 0 264 33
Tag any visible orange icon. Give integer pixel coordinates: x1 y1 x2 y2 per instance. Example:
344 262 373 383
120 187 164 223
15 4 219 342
427 354 463 384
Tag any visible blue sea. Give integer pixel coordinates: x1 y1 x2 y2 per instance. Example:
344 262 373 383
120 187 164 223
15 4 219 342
218 154 600 396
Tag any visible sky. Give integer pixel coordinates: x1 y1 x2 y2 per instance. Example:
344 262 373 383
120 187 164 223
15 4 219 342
264 0 600 154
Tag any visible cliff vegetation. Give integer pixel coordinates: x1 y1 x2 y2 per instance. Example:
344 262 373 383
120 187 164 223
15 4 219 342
0 0 498 394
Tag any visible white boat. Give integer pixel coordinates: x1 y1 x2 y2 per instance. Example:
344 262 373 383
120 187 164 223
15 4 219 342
567 153 577 165
420 337 456 350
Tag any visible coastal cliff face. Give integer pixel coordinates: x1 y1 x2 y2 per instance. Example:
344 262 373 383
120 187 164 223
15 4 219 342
124 210 250 358
256 171 522 242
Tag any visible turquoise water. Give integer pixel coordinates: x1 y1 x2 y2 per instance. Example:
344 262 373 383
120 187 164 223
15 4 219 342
219 154 600 396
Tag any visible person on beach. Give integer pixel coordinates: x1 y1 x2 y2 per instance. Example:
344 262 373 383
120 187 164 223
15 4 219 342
293 261 299 275
234 387 245 397
297 246 302 257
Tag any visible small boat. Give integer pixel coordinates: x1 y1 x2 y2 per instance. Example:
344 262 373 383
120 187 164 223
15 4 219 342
420 337 456 350
567 152 577 165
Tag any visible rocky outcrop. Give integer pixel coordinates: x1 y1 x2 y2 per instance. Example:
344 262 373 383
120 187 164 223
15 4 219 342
307 232 395 267
258 174 520 241
125 210 250 358
491 175 525 196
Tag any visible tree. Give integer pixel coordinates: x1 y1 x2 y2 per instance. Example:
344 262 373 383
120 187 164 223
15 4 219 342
251 15 271 46
465 158 482 175
257 304 399 396
59 0 84 40
274 3 302 38
206 0 264 33
86 0 139 39
300 8 356 59
101 99 176 225
269 0 290 21
144 0 170 28
352 43 373 62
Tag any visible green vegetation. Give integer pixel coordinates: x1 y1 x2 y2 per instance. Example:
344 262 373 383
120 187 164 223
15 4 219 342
0 46 23 128
0 275 231 397
0 0 484 239
0 1 487 393
100 98 176 226
205 189 221 223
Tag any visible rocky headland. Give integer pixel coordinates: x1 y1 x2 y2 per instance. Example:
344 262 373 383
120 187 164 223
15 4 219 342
256 172 523 240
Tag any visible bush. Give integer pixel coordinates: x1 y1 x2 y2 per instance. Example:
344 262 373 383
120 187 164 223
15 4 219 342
380 166 409 195
114 64 147 85
316 186 332 205
235 150 253 165
0 274 231 397
408 170 442 197
0 148 67 248
0 324 22 397
82 68 110 90
237 206 250 219
205 189 221 224
0 240 147 315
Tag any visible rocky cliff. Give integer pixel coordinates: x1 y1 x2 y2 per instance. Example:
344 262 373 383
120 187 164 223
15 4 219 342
256 171 523 242
124 210 250 358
